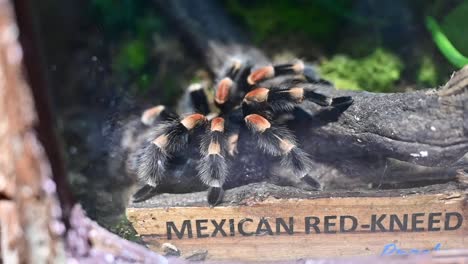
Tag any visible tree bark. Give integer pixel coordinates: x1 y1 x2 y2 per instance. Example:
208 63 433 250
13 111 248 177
0 1 166 263
0 1 66 262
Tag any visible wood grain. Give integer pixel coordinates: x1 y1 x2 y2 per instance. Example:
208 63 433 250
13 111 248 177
127 186 468 261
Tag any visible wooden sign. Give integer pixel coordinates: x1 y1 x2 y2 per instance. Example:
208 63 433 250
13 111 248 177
126 183 468 261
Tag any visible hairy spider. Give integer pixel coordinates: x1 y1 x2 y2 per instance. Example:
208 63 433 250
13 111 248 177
123 59 353 205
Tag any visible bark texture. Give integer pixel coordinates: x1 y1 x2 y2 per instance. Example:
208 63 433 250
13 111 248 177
0 1 65 262
292 78 468 189
130 181 466 208
153 0 468 192
0 1 166 263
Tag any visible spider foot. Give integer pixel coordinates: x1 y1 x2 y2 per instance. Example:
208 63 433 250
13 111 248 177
331 96 354 107
132 184 160 203
141 105 177 126
300 174 322 190
207 187 224 206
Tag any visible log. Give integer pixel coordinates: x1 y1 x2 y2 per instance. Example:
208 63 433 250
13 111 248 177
129 180 467 208
290 76 468 189
153 0 468 190
127 1 468 260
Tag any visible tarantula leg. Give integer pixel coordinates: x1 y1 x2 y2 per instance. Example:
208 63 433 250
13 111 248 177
244 114 315 179
224 59 243 78
207 187 225 206
197 117 229 205
132 113 207 190
215 77 232 106
188 83 210 115
247 60 304 85
215 60 244 109
330 95 354 107
141 105 178 126
302 65 320 83
301 174 321 189
243 86 353 113
132 184 161 203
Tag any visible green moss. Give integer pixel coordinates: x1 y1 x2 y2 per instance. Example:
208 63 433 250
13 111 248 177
319 48 404 92
417 56 438 87
108 215 141 242
319 56 362 91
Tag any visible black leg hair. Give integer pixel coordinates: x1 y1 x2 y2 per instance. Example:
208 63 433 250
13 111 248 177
247 60 304 85
124 105 178 173
130 113 207 189
141 105 178 126
244 114 316 181
224 59 243 79
207 187 225 206
242 85 353 114
215 59 252 113
197 117 229 205
132 184 162 202
215 61 241 111
188 83 211 115
301 175 321 189
128 105 180 202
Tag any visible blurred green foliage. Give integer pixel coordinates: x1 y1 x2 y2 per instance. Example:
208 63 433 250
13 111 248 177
89 0 466 96
91 0 164 93
439 1 468 57
225 0 468 91
319 49 403 92
92 0 137 34
91 0 163 38
425 1 468 68
417 56 438 87
225 0 352 43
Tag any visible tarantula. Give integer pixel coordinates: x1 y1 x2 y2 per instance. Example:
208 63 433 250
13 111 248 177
123 59 353 205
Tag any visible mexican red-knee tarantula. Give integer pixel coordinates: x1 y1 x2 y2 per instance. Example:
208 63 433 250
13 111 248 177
123 59 353 205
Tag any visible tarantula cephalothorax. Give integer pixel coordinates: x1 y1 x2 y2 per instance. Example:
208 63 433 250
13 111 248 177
124 59 353 205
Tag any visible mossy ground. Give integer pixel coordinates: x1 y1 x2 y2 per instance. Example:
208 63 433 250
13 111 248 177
107 215 142 243
319 49 404 92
